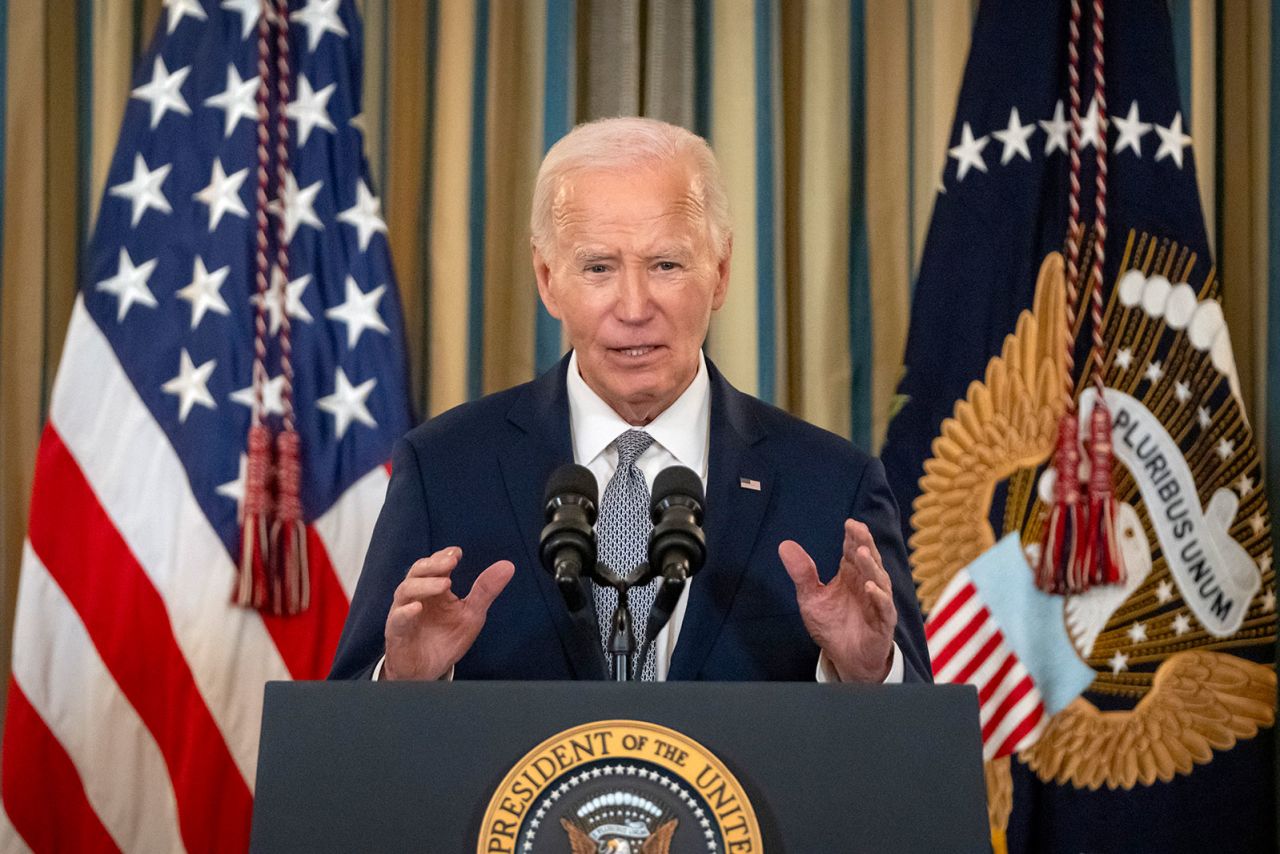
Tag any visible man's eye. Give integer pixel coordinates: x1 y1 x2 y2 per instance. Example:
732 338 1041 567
585 264 609 274
655 261 679 272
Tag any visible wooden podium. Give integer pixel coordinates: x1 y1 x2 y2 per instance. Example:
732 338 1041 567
251 681 989 853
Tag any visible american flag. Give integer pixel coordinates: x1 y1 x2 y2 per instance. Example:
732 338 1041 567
0 1 412 850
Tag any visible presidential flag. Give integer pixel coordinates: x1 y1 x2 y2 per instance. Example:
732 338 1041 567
880 0 1277 851
0 1 412 850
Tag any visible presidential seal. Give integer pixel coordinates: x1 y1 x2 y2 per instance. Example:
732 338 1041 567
477 720 762 854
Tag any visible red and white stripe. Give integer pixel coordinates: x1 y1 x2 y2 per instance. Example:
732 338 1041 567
1 299 387 850
926 572 1049 760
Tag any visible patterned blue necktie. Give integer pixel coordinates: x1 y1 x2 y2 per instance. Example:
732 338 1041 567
594 429 660 680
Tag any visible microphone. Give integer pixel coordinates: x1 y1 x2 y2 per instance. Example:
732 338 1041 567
648 465 707 585
642 466 707 653
539 464 598 613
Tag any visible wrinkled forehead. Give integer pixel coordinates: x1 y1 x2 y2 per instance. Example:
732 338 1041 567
550 159 711 247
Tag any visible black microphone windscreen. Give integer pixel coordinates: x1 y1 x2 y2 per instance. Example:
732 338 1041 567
651 465 704 507
544 463 598 506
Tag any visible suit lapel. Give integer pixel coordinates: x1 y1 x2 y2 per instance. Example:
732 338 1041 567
499 355 606 680
667 363 774 680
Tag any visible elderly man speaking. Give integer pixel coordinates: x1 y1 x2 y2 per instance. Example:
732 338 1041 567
329 117 930 685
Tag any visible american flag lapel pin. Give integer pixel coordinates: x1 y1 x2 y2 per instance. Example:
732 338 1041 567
739 477 761 491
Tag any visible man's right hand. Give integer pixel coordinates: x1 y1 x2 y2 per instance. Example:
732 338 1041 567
382 547 515 680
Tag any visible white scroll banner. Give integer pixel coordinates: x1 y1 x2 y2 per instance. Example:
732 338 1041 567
1079 388 1261 638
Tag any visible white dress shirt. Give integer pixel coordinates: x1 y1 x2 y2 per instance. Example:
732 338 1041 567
565 350 709 680
375 351 902 683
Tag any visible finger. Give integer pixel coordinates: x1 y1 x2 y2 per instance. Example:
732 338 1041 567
464 560 516 613
841 522 890 594
778 540 822 598
863 580 897 627
395 576 453 604
839 521 865 576
846 519 884 570
405 547 462 579
853 541 893 596
385 599 424 634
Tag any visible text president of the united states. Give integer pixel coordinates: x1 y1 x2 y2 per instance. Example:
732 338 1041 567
328 117 931 685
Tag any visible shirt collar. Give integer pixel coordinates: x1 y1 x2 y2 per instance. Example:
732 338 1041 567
566 350 710 475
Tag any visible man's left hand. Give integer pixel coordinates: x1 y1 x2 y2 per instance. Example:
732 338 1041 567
779 519 897 682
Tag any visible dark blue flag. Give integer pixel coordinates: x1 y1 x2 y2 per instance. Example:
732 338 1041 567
880 1 1277 851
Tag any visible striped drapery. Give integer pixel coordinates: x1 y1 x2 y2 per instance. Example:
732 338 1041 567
364 0 873 438
0 0 1276 726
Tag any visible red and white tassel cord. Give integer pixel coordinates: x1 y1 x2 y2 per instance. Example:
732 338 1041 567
1078 0 1124 589
266 0 309 616
235 4 279 611
1037 0 1124 594
1037 0 1088 595
235 0 309 616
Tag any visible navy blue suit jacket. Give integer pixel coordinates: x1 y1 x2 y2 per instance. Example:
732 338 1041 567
329 356 931 682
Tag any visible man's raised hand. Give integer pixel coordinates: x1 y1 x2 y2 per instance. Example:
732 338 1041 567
382 547 515 680
778 519 896 682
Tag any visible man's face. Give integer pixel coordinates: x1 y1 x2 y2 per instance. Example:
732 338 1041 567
533 159 731 425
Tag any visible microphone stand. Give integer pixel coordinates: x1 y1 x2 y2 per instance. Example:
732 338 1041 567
597 561 688 682
606 578 636 682
594 561 662 682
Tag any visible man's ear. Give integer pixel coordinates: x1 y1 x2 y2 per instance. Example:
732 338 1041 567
532 244 562 319
711 236 732 311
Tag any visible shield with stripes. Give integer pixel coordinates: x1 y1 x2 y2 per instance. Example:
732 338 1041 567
925 534 1095 762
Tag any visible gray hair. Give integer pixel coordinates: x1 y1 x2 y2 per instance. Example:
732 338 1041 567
529 116 732 260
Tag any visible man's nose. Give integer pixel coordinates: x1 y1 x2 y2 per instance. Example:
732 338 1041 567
614 267 655 322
